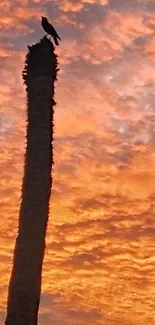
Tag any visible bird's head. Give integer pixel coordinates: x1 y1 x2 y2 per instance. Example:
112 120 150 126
41 16 47 22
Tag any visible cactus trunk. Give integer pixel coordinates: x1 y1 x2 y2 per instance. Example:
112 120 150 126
5 37 58 325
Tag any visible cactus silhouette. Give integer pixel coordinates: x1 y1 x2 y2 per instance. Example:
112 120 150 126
5 37 58 325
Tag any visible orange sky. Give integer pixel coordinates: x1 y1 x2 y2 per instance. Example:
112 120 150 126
1 0 155 324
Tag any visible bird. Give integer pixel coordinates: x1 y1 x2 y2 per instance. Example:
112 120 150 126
41 16 61 46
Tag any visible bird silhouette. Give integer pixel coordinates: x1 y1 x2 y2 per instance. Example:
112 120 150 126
41 16 61 46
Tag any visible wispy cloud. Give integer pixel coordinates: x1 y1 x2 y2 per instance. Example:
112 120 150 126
1 0 155 324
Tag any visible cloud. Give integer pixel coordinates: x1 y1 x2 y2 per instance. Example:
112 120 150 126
66 308 102 322
1 0 155 324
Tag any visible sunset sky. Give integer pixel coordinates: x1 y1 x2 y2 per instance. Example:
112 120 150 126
1 0 155 324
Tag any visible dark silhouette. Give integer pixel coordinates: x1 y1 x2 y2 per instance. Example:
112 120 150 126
5 37 58 325
41 16 61 46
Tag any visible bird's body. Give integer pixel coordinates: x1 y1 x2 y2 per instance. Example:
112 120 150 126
41 16 61 46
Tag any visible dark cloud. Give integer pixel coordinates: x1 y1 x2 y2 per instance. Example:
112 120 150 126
63 252 101 267
0 311 6 323
108 0 147 12
40 293 62 307
1 1 155 324
66 308 102 321
38 312 55 325
75 2 108 29
46 241 64 251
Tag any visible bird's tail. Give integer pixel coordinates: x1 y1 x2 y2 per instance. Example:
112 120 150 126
53 36 59 46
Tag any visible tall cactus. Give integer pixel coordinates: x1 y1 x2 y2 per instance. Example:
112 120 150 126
5 36 58 325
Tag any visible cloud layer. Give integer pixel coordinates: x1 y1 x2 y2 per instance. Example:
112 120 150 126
1 0 155 324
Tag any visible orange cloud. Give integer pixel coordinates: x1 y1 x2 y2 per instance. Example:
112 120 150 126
1 1 155 325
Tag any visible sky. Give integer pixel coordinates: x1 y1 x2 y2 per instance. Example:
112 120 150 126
0 0 155 324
